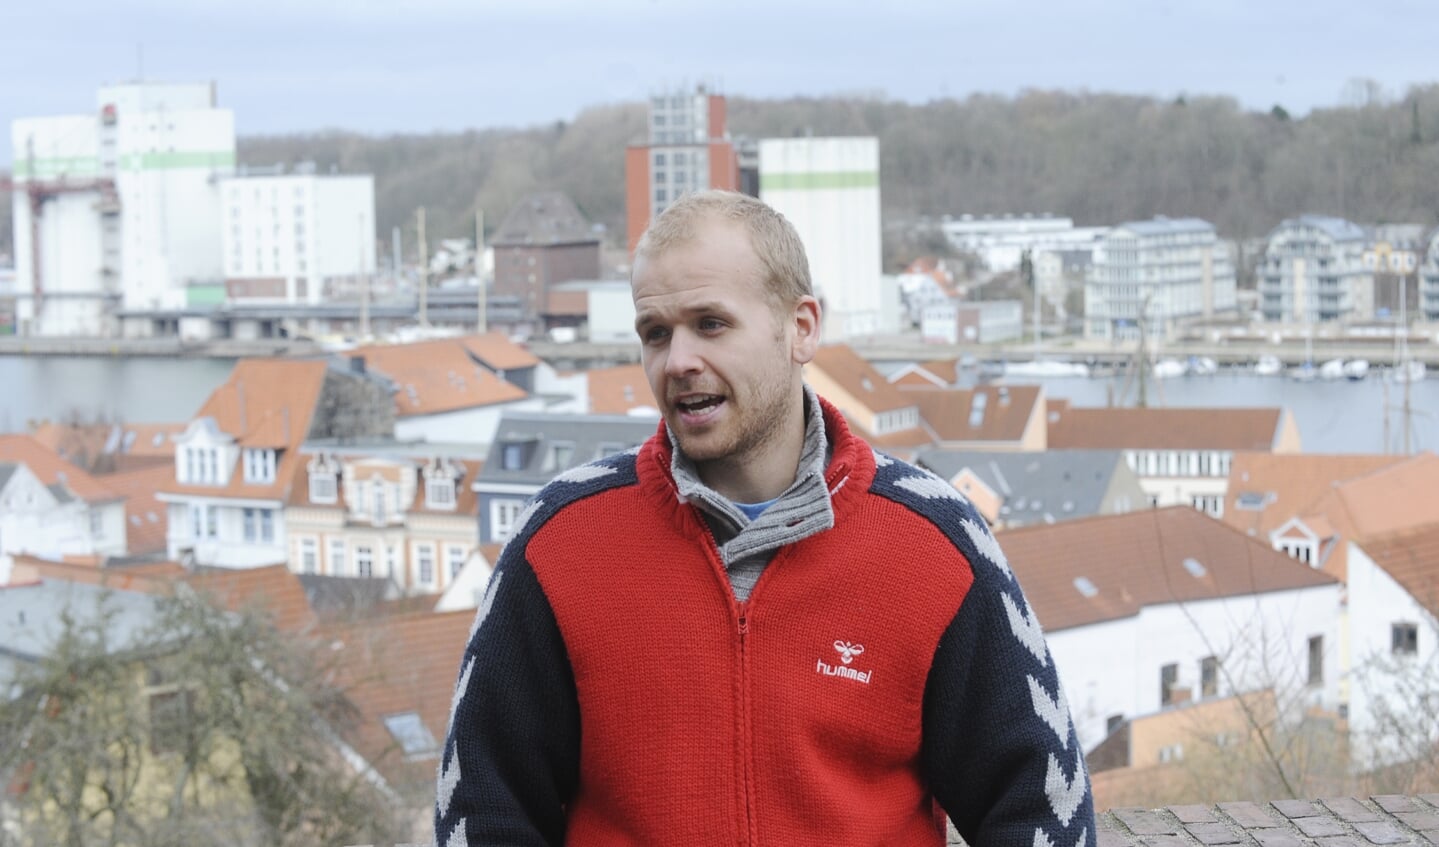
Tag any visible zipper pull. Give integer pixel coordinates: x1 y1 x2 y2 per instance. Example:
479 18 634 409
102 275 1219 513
737 602 749 636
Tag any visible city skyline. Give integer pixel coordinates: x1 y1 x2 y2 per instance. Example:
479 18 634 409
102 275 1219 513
3 0 1437 164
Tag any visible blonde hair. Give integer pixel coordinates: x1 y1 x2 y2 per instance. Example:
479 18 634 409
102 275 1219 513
634 190 812 309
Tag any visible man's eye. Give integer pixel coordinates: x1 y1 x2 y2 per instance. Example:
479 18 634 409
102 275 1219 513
698 318 724 332
643 327 670 344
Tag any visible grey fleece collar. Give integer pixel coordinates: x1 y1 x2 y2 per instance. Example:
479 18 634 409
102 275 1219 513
669 384 835 569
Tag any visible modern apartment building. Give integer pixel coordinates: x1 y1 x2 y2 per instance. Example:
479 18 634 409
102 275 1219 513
1421 228 1439 322
1084 217 1236 341
1259 215 1373 324
624 85 740 253
219 169 376 306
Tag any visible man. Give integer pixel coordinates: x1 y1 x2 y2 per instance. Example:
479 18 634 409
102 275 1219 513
435 191 1093 846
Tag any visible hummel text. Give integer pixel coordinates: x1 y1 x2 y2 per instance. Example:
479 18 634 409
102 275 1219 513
816 658 872 684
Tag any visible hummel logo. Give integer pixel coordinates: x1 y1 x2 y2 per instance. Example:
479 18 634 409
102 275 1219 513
833 641 865 665
817 640 873 685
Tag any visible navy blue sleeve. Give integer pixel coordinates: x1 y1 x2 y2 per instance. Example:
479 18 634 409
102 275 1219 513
922 545 1095 847
434 552 580 847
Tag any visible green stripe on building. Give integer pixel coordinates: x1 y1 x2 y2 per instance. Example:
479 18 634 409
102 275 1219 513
12 151 236 179
122 151 237 171
759 171 879 191
12 157 102 179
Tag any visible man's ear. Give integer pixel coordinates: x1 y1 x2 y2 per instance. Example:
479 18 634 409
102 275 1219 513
790 295 822 365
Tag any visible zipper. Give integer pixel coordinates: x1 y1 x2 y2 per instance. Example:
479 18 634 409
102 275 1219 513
737 599 756 846
693 509 758 846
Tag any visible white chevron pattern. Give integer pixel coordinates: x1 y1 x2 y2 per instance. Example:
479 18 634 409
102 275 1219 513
449 655 476 728
961 518 1012 579
467 571 505 644
872 448 894 467
436 744 461 820
551 463 619 485
1001 591 1048 666
499 499 544 558
1044 750 1087 827
1027 674 1070 749
1032 826 1087 847
894 474 965 502
442 818 469 847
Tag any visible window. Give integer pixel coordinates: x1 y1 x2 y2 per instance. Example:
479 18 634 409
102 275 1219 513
501 443 526 471
355 545 374 578
299 537 317 574
1105 713 1125 735
149 688 195 755
1279 539 1315 566
383 712 439 760
1308 635 1324 685
1191 494 1223 517
309 466 337 503
1160 662 1179 706
243 449 276 483
1200 656 1218 698
447 545 466 580
417 545 435 586
243 507 256 542
205 506 218 539
426 477 456 509
1157 743 1184 763
260 509 274 543
372 483 387 526
544 442 575 472
491 499 525 542
1393 622 1419 655
329 539 346 575
89 510 104 537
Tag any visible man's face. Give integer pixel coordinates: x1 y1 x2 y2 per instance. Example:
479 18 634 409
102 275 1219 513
632 219 809 471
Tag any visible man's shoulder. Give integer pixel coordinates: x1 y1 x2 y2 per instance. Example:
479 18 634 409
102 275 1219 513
863 450 1009 578
530 449 644 517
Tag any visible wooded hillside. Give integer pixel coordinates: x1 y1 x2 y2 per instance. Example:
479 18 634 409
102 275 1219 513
4 87 1437 270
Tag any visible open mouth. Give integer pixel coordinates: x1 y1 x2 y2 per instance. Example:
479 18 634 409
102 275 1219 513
675 394 724 416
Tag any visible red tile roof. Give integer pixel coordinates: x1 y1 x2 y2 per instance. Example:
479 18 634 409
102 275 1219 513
998 506 1337 633
101 463 174 556
586 363 659 416
320 609 475 788
910 384 1041 445
1048 406 1286 451
0 434 122 504
458 332 541 371
349 339 528 417
807 345 917 414
1222 452 1406 539
1358 522 1439 618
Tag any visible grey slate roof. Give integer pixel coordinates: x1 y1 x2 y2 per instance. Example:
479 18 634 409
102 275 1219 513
0 462 16 490
1116 216 1215 237
0 580 167 667
1274 214 1368 243
478 411 657 487
916 449 1128 522
491 191 600 247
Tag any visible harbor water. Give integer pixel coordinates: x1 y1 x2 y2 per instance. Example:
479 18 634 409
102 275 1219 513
1 355 1435 455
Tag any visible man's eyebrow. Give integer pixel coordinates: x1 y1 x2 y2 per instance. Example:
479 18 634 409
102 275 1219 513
634 301 735 328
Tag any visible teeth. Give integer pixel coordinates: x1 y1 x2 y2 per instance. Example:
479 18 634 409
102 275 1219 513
679 396 720 412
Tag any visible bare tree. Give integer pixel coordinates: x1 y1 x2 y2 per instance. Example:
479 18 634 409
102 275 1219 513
0 588 409 847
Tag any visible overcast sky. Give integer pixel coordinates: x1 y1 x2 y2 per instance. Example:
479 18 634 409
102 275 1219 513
3 0 1436 163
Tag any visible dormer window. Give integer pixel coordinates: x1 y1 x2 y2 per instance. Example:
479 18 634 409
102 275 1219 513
307 454 338 504
423 457 461 511
243 448 277 484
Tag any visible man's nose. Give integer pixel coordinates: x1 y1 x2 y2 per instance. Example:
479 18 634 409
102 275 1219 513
665 329 703 377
